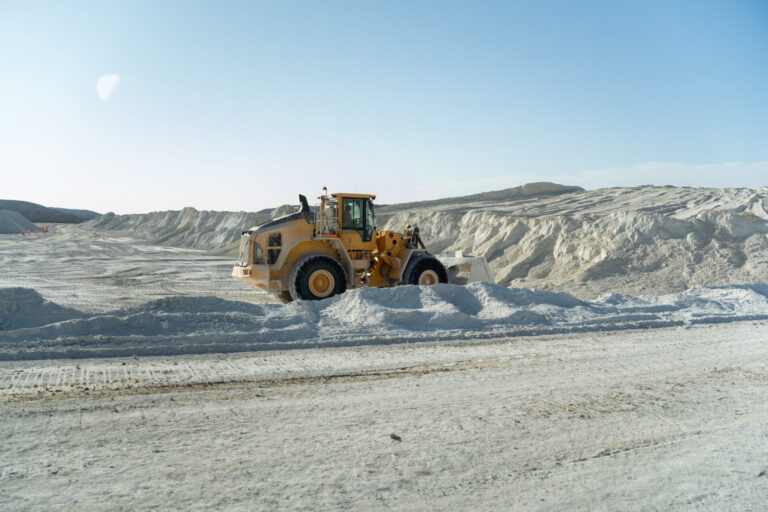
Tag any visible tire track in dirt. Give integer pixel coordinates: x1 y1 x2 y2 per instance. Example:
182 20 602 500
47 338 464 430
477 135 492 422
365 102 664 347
3 321 767 403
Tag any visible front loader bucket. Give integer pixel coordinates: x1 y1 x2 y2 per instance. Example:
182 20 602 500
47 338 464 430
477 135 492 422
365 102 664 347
437 251 494 285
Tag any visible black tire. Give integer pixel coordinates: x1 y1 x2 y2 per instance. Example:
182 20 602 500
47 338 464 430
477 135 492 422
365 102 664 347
402 255 448 286
289 255 347 301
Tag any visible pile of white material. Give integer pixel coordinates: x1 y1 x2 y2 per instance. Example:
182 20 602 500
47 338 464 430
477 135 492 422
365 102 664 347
0 209 37 234
385 185 768 297
85 207 273 250
2 282 767 360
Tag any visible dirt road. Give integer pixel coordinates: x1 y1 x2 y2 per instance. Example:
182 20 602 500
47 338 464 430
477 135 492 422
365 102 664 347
3 322 768 510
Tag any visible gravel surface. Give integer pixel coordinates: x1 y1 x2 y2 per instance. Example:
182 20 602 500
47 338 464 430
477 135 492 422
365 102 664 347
0 227 276 312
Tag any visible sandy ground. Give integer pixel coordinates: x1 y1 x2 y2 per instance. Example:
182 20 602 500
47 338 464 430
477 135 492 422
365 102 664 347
3 322 768 510
0 227 277 311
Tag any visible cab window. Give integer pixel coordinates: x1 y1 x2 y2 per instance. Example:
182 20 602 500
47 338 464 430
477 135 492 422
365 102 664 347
341 198 364 231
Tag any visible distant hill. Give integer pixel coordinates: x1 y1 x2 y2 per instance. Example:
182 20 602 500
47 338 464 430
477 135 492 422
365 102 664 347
377 182 585 214
53 207 101 220
0 200 90 223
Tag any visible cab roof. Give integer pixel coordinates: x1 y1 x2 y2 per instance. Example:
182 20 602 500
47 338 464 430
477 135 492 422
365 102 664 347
333 193 376 199
323 193 376 200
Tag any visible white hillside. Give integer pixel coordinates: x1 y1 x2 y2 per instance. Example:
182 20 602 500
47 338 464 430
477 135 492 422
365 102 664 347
384 185 768 298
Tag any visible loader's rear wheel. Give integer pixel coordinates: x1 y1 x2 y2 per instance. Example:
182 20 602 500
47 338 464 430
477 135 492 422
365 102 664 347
403 256 448 286
289 255 347 301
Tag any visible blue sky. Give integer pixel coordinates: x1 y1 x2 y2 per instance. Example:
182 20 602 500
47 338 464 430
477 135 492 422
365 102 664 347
1 0 767 213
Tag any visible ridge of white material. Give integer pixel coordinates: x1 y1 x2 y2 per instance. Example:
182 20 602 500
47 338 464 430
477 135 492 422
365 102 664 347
2 282 767 360
84 208 273 250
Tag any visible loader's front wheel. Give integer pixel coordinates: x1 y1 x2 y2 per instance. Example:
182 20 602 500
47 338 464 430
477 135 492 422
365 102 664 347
418 269 440 286
403 256 448 287
289 255 347 301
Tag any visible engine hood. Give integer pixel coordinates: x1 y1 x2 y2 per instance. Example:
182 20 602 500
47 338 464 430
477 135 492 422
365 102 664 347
245 211 312 234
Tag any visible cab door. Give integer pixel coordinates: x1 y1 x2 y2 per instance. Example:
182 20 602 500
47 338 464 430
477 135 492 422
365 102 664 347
339 197 376 251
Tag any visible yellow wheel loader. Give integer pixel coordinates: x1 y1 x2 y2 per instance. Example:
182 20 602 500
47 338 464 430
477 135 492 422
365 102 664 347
232 190 492 301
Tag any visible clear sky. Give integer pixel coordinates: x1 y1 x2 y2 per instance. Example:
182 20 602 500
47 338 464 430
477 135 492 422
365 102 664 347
1 0 767 213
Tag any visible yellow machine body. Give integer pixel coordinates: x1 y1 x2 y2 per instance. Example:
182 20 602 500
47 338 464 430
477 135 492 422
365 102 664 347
232 191 442 301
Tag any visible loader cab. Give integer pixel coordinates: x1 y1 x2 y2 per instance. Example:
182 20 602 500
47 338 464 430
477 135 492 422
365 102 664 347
339 195 375 242
317 193 376 251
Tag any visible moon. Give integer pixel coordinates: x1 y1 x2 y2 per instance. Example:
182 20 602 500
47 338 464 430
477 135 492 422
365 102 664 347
97 74 120 101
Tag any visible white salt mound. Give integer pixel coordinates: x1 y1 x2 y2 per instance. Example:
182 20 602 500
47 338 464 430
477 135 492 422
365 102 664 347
85 207 273 250
384 185 768 297
2 282 767 360
0 209 37 234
